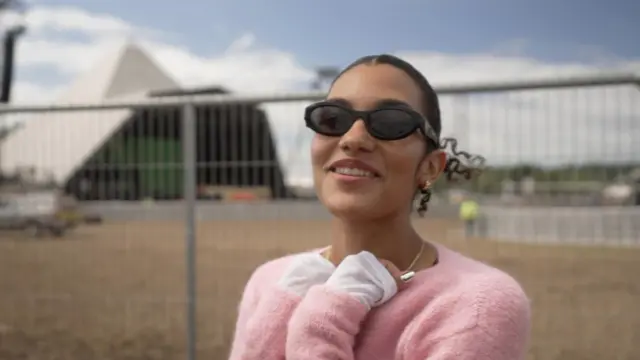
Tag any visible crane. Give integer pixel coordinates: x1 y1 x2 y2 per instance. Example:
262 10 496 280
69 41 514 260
0 0 27 103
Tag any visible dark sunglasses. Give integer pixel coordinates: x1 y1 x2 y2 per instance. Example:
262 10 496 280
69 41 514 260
304 101 439 144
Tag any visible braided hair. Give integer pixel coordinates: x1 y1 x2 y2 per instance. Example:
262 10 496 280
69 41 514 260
333 54 486 216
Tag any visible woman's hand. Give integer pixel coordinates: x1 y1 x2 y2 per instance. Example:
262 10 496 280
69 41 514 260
378 259 409 291
277 252 336 297
284 252 415 360
325 251 401 310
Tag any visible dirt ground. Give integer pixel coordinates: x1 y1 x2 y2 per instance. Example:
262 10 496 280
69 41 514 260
0 219 638 360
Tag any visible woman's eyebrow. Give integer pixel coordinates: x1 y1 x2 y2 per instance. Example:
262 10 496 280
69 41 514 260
324 98 351 106
325 98 411 109
374 99 412 108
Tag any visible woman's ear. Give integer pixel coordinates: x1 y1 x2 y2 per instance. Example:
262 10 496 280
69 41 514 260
417 150 447 185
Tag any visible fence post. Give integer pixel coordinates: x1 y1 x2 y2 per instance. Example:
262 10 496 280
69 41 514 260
452 93 471 148
182 102 198 360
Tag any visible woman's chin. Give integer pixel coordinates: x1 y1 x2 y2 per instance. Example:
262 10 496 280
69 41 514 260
322 194 382 219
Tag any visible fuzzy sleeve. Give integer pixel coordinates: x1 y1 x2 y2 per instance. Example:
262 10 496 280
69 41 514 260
400 276 531 360
285 285 369 360
228 265 302 360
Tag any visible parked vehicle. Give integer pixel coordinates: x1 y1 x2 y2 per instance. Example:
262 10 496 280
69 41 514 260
0 190 82 237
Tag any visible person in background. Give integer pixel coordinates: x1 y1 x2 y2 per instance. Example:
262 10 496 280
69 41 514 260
459 196 480 237
228 54 530 360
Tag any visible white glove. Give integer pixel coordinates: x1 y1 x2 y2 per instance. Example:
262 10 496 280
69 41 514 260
325 251 397 310
277 252 336 297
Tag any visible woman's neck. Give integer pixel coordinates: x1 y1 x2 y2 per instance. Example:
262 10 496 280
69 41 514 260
328 214 426 271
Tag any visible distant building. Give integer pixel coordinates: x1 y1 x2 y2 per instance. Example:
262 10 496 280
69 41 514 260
1 42 293 201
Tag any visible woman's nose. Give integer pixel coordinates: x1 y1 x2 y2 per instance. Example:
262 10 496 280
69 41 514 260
338 120 375 153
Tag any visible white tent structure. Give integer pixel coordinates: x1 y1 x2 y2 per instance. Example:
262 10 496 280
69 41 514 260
1 42 294 200
0 42 178 185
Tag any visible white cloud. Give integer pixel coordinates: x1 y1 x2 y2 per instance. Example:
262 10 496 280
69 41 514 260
402 52 640 167
26 6 132 35
24 6 167 39
4 5 640 187
145 38 313 92
17 38 120 75
225 33 257 55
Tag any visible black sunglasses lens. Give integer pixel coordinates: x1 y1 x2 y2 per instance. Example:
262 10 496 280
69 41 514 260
308 105 353 135
368 109 417 139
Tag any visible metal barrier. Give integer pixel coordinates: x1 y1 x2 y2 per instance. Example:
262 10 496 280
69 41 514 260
0 73 639 360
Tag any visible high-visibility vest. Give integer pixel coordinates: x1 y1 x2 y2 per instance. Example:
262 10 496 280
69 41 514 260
459 200 479 221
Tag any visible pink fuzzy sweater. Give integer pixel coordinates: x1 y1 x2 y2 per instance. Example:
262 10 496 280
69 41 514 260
228 243 531 360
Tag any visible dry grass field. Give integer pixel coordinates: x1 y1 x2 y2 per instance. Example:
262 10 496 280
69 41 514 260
0 219 638 360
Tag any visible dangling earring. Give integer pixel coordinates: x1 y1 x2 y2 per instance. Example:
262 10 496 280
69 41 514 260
417 181 432 217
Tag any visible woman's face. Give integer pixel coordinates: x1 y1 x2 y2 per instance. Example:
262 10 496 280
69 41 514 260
311 63 446 219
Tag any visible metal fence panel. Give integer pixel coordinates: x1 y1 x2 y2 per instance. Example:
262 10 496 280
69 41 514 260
0 74 638 360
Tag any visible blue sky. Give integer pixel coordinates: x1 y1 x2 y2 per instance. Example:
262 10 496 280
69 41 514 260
31 0 640 67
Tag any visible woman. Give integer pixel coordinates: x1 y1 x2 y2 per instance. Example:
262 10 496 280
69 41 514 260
228 54 531 360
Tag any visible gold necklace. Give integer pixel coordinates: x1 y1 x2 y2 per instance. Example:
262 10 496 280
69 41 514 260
404 241 425 273
323 241 426 273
